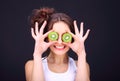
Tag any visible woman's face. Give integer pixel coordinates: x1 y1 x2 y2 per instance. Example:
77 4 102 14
49 21 71 55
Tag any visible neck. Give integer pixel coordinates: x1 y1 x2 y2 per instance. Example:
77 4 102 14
47 52 69 64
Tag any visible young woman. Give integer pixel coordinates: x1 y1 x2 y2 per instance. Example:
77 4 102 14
25 7 90 81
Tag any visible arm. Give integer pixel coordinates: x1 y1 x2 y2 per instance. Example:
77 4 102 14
25 53 45 81
67 20 90 81
75 51 90 81
25 56 45 81
31 55 45 81
25 21 55 81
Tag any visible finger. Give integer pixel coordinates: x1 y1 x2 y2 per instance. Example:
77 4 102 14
43 29 54 38
80 22 84 36
83 29 90 40
65 29 75 37
40 21 47 34
73 20 79 34
35 22 39 35
31 28 36 39
65 30 77 40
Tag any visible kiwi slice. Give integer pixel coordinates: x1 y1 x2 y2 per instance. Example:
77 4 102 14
48 32 58 41
62 33 72 43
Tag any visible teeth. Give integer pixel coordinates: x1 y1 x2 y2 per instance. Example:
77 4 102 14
55 46 64 49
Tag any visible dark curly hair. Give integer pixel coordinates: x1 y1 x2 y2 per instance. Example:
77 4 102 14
29 7 75 34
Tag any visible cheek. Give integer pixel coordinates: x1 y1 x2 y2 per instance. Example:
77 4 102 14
49 45 55 51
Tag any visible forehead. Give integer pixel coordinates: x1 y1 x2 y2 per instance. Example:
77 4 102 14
52 21 70 33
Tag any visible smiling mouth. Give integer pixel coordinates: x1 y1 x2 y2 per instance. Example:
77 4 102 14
54 45 66 50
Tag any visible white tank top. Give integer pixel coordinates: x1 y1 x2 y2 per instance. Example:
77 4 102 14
42 57 77 81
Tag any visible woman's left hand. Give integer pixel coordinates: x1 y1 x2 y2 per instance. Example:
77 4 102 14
66 20 90 56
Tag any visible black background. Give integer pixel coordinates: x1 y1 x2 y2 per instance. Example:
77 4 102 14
1 0 120 81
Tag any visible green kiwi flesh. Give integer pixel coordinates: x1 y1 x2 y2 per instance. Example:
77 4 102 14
48 32 58 41
62 33 72 42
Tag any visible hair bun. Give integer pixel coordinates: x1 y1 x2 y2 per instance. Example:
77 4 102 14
30 7 55 28
39 7 55 19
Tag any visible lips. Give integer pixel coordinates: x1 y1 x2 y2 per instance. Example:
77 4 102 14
54 45 65 50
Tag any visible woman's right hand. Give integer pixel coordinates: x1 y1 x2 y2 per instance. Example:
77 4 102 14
31 21 55 57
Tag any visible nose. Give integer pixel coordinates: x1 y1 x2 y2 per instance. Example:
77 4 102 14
57 36 62 44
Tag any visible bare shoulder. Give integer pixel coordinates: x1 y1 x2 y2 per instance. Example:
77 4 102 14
25 60 34 66
25 60 34 74
25 60 34 81
25 60 34 69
